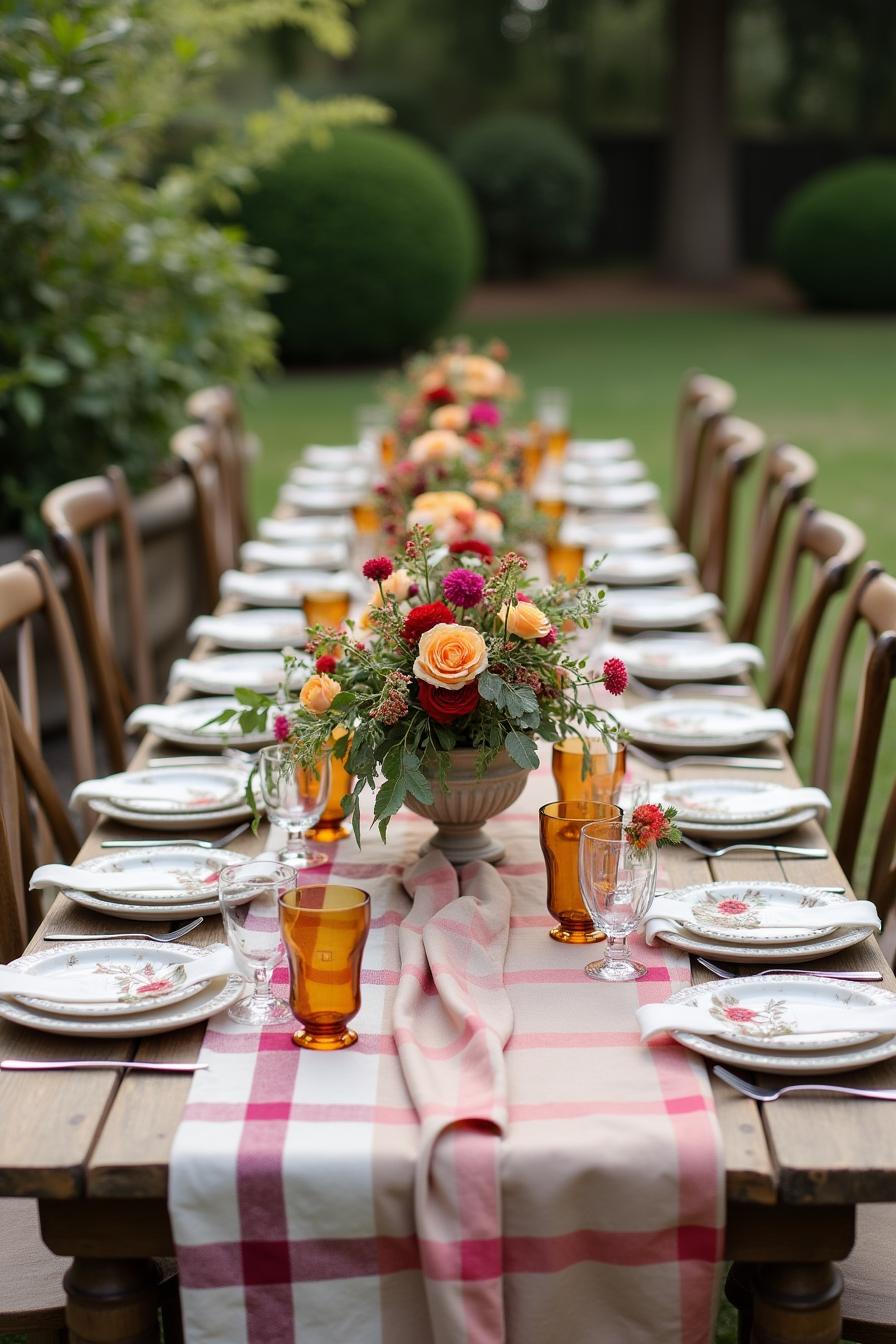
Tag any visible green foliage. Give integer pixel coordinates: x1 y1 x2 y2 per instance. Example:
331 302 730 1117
0 0 383 535
773 158 896 310
238 128 480 363
450 113 601 278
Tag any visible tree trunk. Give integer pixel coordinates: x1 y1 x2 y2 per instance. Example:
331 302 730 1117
658 0 737 284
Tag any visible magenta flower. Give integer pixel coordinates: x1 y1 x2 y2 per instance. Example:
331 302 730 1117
362 556 393 583
537 625 558 647
442 568 486 609
273 713 291 743
469 400 502 428
602 657 628 696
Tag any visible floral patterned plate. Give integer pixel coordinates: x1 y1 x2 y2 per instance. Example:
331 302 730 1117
656 881 839 944
0 966 244 1038
257 514 355 544
239 540 350 572
669 975 896 1063
61 845 244 907
126 697 278 751
7 941 223 1018
560 521 677 552
77 765 249 817
603 635 763 683
168 652 307 696
654 921 872 964
651 781 828 826
669 807 819 842
604 589 723 631
187 609 308 652
220 568 365 607
617 699 792 751
585 551 696 587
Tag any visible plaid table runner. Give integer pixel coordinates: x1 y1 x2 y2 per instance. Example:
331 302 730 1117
169 751 724 1344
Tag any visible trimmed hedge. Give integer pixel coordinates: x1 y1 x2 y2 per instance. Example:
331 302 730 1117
773 158 896 310
239 128 480 363
451 113 600 277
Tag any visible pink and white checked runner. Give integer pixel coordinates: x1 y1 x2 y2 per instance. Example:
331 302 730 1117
169 754 724 1344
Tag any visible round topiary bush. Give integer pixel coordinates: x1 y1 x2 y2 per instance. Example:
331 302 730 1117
238 128 479 363
773 159 896 310
450 113 601 277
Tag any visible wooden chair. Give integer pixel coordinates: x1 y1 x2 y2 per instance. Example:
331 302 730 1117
765 501 865 742
41 466 154 774
693 415 765 605
671 370 736 551
733 442 817 643
809 563 896 916
171 423 237 609
186 384 254 553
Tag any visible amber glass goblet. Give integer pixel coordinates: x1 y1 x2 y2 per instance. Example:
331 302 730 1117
521 436 543 489
539 801 622 943
303 590 350 631
278 885 370 1050
536 496 566 523
545 540 585 583
380 431 398 467
307 729 354 843
352 498 381 535
551 738 626 807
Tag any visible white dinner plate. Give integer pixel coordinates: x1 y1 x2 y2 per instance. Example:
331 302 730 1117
289 464 371 491
668 975 896 1072
77 764 253 831
239 540 350 571
560 520 678 551
653 922 872 963
304 445 371 470
652 880 839 945
605 589 723 631
562 460 647 486
604 636 763 683
278 483 367 512
617 699 792 751
0 967 245 1038
188 609 308 652
564 481 660 511
60 846 242 907
674 807 819 842
126 697 278 751
651 780 830 827
169 651 306 696
586 551 696 586
257 515 355 544
7 941 220 1018
220 569 363 607
566 438 635 463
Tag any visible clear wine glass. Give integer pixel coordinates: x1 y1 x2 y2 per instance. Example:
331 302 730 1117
258 745 330 869
577 825 658 982
218 860 295 1024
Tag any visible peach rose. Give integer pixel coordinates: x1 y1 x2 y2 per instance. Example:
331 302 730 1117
367 567 412 605
414 623 488 689
470 478 501 503
453 355 506 399
498 601 551 640
431 404 469 432
471 509 504 544
408 429 466 464
299 673 341 714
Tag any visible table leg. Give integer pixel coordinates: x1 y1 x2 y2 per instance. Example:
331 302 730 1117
749 1261 843 1344
725 1262 755 1343
63 1256 161 1344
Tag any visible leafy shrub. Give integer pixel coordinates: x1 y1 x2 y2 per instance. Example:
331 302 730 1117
238 129 480 363
773 159 896 310
451 114 601 278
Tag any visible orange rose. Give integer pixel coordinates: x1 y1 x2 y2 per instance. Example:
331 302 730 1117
470 478 501 503
431 404 469 432
452 355 506 399
367 567 412 606
408 429 466 463
498 601 551 640
414 623 488 688
299 673 341 714
471 509 503 543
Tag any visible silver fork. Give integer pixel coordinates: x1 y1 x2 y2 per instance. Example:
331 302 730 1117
680 835 827 859
626 674 751 701
1 1058 207 1074
697 957 882 983
101 820 251 850
712 1065 896 1103
626 743 784 771
43 917 205 944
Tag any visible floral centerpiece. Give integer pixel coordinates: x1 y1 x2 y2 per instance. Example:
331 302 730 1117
385 334 520 445
229 531 627 864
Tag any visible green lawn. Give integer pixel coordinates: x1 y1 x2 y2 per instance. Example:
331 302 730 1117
247 306 896 899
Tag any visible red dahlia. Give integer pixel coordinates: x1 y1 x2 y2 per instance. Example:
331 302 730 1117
417 680 480 724
402 601 455 645
425 384 454 405
315 654 337 674
362 556 393 583
448 539 494 562
602 656 628 696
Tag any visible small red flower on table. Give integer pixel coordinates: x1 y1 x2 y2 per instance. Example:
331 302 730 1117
602 657 628 696
625 803 682 851
362 556 393 583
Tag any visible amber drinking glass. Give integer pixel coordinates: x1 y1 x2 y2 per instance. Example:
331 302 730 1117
352 498 381 535
539 801 622 943
521 433 543 489
278 885 370 1049
535 388 571 460
551 738 626 806
307 729 354 843
303 590 350 630
536 495 566 522
545 540 585 583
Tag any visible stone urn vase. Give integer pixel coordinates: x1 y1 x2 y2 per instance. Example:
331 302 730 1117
403 747 532 866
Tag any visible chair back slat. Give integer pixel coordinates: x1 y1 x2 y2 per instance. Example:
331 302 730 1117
171 423 235 607
187 385 252 549
810 564 896 917
767 501 865 740
696 415 765 604
734 443 817 643
672 371 736 549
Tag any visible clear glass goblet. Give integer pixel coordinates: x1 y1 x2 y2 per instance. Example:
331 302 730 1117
258 745 330 869
577 826 658 982
218 860 295 1024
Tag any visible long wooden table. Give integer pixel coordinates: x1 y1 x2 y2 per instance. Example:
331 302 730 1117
2 491 896 1344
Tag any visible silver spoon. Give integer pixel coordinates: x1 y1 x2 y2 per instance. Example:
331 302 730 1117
1 1058 207 1074
696 956 882 983
101 820 251 850
680 835 827 859
712 1065 896 1103
43 917 205 944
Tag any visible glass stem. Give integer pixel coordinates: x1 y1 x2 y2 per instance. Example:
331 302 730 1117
287 825 306 856
606 936 628 964
253 968 271 1002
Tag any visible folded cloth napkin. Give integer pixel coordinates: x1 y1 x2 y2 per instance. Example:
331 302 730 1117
567 437 635 459
394 852 514 1344
187 613 307 643
69 773 246 817
30 864 220 896
125 701 253 735
644 896 880 946
621 706 793 738
0 945 235 1004
257 514 354 542
663 785 831 821
166 657 303 692
638 993 896 1044
239 540 350 570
